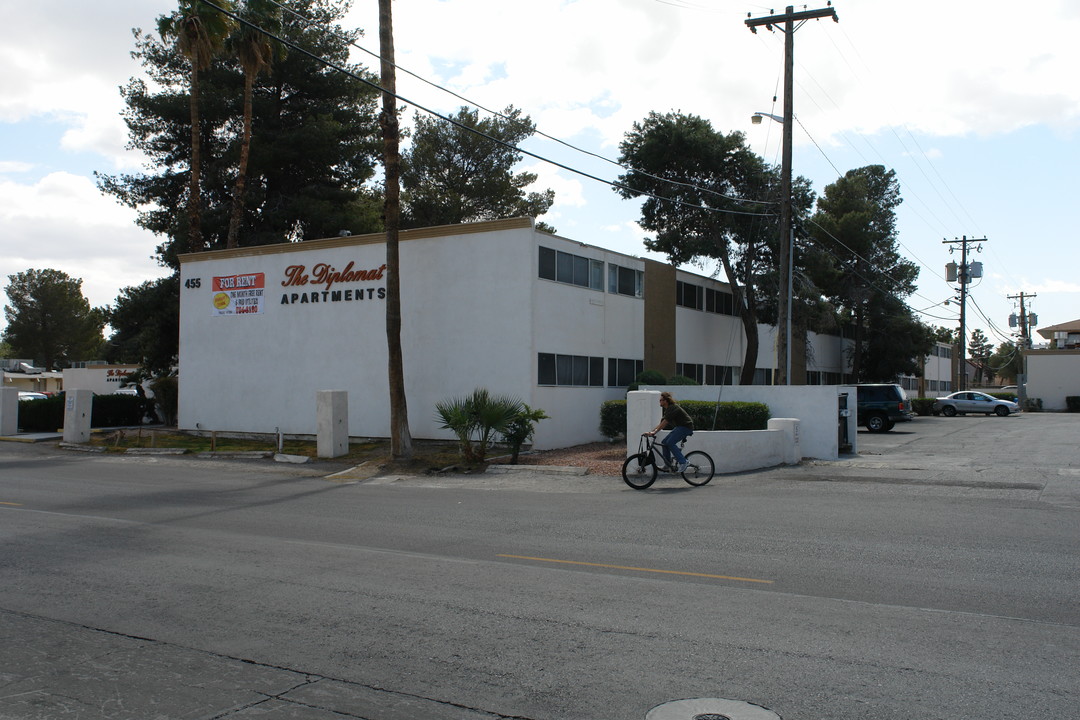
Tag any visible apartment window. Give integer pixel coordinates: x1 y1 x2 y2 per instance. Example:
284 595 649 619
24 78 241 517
705 365 737 385
538 353 604 387
538 246 603 290
608 358 644 387
676 281 703 310
675 363 703 383
705 288 736 316
752 368 774 385
608 264 644 298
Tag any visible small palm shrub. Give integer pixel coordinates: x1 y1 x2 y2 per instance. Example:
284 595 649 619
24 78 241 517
435 388 524 463
500 404 550 464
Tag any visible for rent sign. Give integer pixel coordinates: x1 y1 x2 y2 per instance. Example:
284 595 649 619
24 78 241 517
212 273 265 316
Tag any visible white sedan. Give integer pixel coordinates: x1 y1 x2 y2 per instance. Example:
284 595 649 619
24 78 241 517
18 391 48 401
933 391 1020 417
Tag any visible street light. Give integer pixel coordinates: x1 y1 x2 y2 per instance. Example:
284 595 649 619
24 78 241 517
751 110 793 386
751 112 784 125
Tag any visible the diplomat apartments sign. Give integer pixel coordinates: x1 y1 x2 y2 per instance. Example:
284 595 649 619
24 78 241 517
197 260 388 316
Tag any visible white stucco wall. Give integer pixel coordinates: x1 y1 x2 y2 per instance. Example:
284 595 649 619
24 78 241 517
179 222 536 438
1024 350 1080 411
640 384 850 460
176 219 863 452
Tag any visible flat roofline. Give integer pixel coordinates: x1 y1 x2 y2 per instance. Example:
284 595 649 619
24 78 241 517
178 217 535 264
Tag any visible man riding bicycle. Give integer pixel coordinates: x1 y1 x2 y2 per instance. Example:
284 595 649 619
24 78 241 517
646 391 694 472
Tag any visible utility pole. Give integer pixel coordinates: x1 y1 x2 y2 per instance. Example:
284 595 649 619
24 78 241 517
1008 291 1036 407
1007 291 1037 348
944 236 987 391
746 4 838 385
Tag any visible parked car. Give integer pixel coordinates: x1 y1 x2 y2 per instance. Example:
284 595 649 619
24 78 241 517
18 391 48 401
856 383 915 432
933 391 1020 417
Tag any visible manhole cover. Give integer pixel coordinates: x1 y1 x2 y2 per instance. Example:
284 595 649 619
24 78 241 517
646 698 780 720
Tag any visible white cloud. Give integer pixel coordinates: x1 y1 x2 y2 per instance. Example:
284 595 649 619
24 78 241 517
0 161 34 174
1033 279 1080 294
0 173 168 313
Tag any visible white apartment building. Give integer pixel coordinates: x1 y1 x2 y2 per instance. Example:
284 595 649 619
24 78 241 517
177 218 864 449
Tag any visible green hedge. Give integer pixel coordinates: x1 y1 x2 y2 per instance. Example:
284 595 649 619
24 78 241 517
17 393 146 433
1066 396 1080 413
17 395 64 433
91 394 147 428
600 399 771 438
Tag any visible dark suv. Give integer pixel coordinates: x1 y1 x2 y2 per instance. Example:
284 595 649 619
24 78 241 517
856 383 914 432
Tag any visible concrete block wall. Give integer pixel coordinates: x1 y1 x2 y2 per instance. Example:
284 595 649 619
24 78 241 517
626 390 802 474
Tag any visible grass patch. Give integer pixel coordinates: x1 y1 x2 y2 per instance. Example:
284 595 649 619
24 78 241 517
86 430 476 470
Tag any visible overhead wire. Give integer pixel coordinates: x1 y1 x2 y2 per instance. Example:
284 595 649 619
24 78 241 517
259 0 777 209
822 24 1030 331
209 0 1007 352
753 21 1020 345
198 0 777 221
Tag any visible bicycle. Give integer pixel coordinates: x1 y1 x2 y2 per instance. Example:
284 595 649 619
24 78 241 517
621 433 715 490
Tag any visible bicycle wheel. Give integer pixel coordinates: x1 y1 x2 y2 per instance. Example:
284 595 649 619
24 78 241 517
681 451 715 486
622 453 657 489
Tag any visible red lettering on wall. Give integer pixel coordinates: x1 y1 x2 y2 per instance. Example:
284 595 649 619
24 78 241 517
282 265 309 287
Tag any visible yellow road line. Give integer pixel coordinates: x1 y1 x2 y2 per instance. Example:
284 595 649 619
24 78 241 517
0 502 22 506
497 554 773 584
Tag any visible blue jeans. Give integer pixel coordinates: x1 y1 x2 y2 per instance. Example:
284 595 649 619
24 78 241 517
659 426 692 469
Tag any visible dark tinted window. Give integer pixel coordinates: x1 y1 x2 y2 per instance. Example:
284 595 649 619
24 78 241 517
538 353 556 385
539 247 556 281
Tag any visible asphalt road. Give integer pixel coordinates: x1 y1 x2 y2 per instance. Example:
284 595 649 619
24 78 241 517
0 412 1077 720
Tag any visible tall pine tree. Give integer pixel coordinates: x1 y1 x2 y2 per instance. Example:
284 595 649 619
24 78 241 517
98 0 385 267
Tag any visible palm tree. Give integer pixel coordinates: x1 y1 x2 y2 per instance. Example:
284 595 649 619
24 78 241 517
379 0 413 459
226 0 281 249
158 0 236 254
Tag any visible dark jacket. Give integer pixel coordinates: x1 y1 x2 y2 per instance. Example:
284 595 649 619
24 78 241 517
663 402 694 430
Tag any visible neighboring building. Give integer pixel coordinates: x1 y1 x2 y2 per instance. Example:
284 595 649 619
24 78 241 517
177 218 859 449
901 342 954 398
1023 348 1080 411
63 362 144 395
0 359 63 394
1037 318 1080 350
1023 319 1080 410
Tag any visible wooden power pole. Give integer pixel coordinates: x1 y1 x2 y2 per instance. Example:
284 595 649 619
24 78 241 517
746 4 838 385
944 236 987 391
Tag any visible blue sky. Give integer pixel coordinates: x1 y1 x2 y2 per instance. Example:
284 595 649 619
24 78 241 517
2 0 1078 354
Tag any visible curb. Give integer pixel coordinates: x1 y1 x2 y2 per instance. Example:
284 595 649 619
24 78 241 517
487 464 589 476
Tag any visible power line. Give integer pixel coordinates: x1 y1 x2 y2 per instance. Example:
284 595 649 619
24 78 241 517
197 0 775 220
258 0 776 209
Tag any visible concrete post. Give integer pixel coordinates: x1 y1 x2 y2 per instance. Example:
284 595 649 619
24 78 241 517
63 389 93 443
767 418 802 464
626 390 662 457
0 387 18 436
316 390 348 458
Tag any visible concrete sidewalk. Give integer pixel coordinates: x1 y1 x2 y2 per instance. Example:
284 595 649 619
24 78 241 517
0 431 62 443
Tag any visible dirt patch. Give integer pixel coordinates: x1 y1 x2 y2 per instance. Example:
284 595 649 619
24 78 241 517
508 440 627 476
